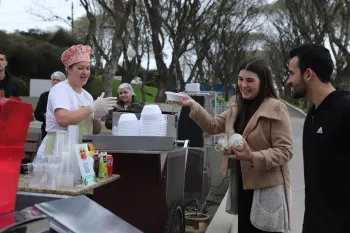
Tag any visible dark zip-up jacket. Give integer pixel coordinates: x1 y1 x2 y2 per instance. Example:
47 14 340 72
0 72 21 98
105 99 145 129
34 91 49 140
302 89 350 233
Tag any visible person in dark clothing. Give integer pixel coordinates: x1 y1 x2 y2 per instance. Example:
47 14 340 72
0 51 21 98
105 83 145 129
34 71 66 139
288 44 350 233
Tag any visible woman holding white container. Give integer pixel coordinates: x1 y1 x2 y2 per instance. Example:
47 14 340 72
37 44 117 156
169 58 293 233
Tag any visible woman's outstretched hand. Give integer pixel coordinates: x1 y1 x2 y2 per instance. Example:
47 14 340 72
168 93 197 109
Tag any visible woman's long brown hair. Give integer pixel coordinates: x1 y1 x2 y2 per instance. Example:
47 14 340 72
234 58 278 133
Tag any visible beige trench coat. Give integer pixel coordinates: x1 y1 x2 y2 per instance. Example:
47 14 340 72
190 98 293 229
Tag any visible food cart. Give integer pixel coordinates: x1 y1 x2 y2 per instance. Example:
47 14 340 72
82 135 188 233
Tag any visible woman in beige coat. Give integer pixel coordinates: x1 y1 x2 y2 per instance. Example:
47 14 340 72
175 58 293 233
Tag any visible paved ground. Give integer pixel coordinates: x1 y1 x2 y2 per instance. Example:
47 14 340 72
287 105 306 233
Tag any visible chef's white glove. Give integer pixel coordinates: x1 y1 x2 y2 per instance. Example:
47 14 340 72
94 111 108 120
89 92 117 114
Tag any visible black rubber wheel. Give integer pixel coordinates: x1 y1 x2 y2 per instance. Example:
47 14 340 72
164 202 185 233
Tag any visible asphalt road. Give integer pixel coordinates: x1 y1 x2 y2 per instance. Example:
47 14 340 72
286 105 306 233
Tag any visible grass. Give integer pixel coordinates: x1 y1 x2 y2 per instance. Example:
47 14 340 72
295 101 311 113
281 98 310 113
87 77 158 103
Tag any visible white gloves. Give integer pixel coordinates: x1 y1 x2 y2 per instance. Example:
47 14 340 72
90 92 117 120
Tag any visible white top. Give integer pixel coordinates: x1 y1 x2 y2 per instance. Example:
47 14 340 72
45 80 94 132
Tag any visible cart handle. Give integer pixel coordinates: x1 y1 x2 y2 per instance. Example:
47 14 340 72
176 140 189 148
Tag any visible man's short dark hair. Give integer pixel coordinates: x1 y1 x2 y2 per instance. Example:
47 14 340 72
0 51 6 59
289 44 334 83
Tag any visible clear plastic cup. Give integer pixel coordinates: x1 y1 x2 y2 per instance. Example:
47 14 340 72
22 163 33 176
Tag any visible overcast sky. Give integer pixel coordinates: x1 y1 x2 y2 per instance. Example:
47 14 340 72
0 0 85 32
0 0 336 76
0 0 163 70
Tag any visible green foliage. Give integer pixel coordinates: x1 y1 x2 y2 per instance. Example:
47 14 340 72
5 33 65 79
85 76 158 102
17 27 81 47
0 28 84 94
295 99 311 113
49 28 83 47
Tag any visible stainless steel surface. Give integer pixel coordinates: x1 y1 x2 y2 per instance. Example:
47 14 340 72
16 192 69 212
165 148 188 207
184 91 216 116
35 195 143 233
82 135 175 151
184 147 212 209
0 208 50 233
165 114 177 138
103 150 163 154
176 140 189 148
176 92 215 209
177 91 216 148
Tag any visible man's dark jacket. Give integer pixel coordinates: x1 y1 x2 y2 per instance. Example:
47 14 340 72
34 91 49 140
0 71 21 97
302 89 350 233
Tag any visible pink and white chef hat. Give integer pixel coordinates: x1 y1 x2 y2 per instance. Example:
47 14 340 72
61 44 94 68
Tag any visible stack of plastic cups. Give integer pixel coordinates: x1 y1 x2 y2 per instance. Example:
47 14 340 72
53 131 67 173
50 131 66 189
45 155 61 189
58 150 74 188
54 130 74 189
67 125 80 185
54 131 68 156
29 155 47 188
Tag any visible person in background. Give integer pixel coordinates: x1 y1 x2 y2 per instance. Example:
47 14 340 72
105 83 145 129
37 44 117 156
34 71 66 140
171 58 293 233
287 44 350 233
0 51 21 98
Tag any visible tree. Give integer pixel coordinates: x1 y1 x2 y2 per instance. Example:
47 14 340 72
203 0 266 99
121 0 149 84
0 30 68 94
261 0 304 100
143 0 169 102
311 0 350 87
29 0 136 97
144 0 266 102
284 0 350 87
79 0 136 97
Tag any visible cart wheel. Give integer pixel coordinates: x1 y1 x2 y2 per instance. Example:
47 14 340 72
164 202 184 233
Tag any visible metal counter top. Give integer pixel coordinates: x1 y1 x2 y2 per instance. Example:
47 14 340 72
104 146 186 155
82 135 175 151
